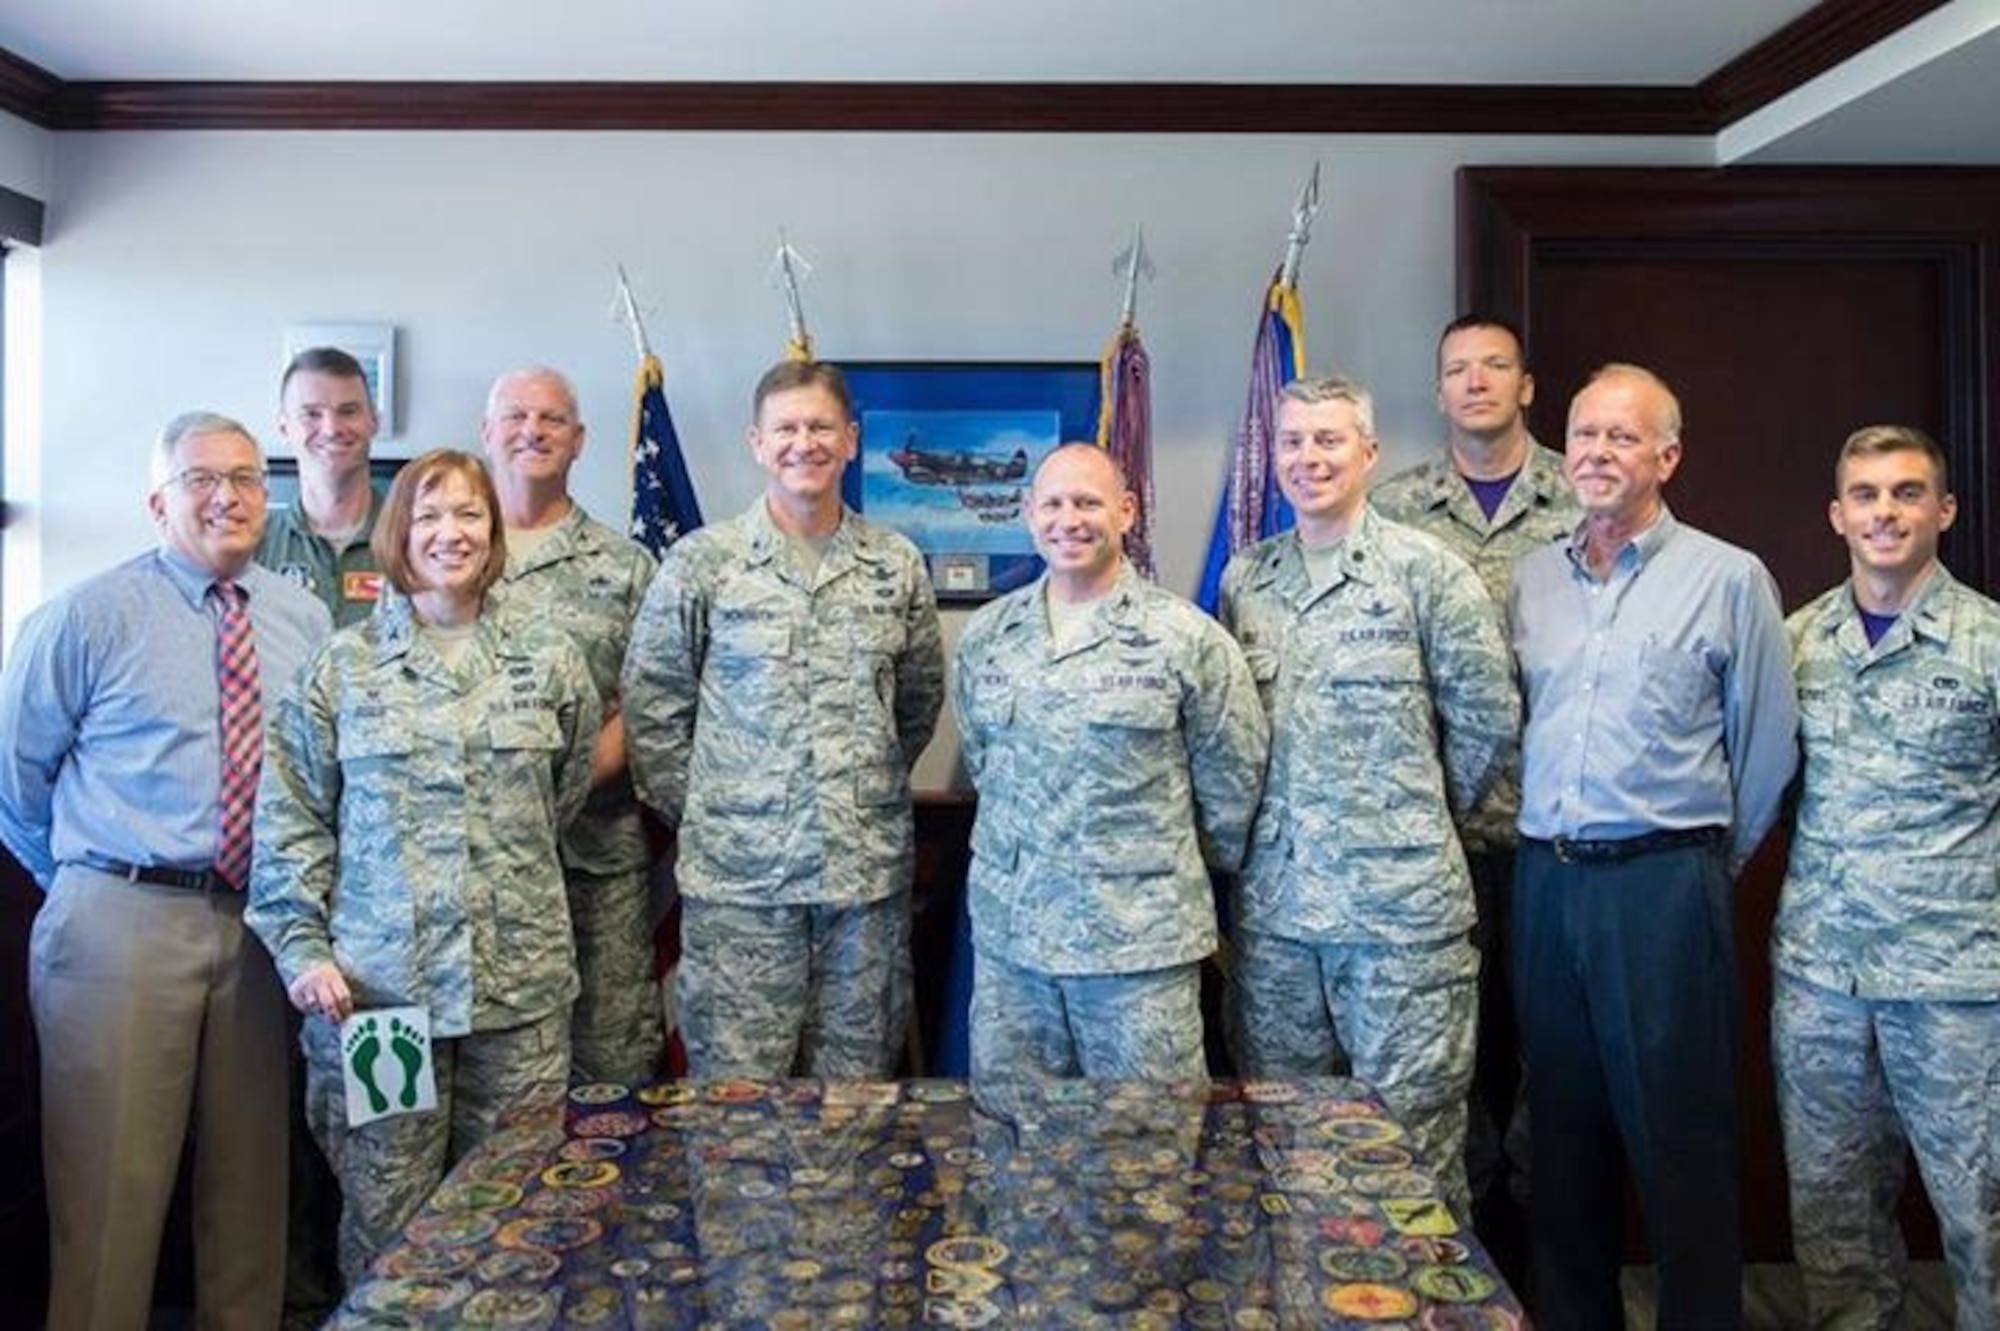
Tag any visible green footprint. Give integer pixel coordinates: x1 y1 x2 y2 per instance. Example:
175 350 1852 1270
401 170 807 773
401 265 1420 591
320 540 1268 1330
389 1016 424 1109
345 1015 388 1114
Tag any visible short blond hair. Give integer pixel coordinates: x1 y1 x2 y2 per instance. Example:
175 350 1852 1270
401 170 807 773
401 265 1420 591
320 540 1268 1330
1279 375 1375 437
1578 362 1682 443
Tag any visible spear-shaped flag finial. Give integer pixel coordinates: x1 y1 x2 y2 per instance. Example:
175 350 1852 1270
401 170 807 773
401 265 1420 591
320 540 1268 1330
1113 224 1155 331
1278 162 1322 291
612 263 654 362
767 230 815 361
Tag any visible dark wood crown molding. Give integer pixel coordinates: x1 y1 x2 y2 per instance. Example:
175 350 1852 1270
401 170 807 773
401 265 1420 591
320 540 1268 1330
47 80 1710 134
0 45 60 126
0 2 1953 134
1696 0 1952 123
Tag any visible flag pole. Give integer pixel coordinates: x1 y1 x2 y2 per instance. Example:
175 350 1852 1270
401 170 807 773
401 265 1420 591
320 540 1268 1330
768 230 815 361
1115 224 1153 331
614 263 655 362
1278 162 1321 292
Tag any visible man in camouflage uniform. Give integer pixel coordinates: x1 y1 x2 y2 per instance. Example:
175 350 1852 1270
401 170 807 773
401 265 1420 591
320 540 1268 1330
1373 315 1576 1232
1220 376 1515 1218
249 450 601 1284
481 366 663 1085
258 349 388 1323
624 361 944 1079
955 443 1267 1080
1772 424 1999 1331
258 346 389 628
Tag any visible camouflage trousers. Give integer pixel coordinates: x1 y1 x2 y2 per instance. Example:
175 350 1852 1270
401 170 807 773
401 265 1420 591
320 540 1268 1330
970 950 1207 1081
302 1008 570 1287
1772 972 1999 1331
677 894 911 1079
566 866 665 1086
1231 929 1478 1220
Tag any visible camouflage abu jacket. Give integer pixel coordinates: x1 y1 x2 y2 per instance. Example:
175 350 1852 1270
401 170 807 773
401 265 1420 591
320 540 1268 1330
955 562 1268 976
622 501 945 906
491 503 657 878
248 592 601 1037
1776 567 2000 1001
1219 508 1518 944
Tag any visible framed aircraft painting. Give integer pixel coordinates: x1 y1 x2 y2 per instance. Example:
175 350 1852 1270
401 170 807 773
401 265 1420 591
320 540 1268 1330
837 361 1103 602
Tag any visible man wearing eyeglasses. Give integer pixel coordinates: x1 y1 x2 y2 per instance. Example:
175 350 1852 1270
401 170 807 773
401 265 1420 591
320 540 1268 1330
625 360 945 1079
0 413 331 1329
259 346 387 627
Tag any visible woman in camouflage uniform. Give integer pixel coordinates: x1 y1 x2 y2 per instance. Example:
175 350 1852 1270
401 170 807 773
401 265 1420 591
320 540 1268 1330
249 449 600 1285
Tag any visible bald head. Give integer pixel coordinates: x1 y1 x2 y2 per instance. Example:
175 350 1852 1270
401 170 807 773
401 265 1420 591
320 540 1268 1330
1028 442 1134 598
1031 441 1128 499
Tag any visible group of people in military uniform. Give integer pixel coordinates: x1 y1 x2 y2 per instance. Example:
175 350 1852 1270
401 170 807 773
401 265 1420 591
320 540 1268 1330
0 316 1992 1331
958 322 1995 1330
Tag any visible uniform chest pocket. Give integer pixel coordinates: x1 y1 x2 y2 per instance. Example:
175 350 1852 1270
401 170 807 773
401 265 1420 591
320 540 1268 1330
1081 691 1182 795
1242 649 1280 686
490 712 562 751
712 623 792 673
962 683 1016 735
337 721 414 764
845 615 907 658
1086 691 1178 733
1313 622 1426 690
1796 691 1843 744
845 617 907 718
1911 702 1995 769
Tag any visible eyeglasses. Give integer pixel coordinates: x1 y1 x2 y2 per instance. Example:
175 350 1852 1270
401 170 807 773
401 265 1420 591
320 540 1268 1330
170 467 270 496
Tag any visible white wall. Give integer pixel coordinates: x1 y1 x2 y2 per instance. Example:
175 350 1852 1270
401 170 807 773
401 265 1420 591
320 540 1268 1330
31 128 1709 786
0 111 51 202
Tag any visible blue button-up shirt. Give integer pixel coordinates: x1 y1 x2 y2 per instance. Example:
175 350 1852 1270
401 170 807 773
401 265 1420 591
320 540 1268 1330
1509 508 1798 871
0 547 331 885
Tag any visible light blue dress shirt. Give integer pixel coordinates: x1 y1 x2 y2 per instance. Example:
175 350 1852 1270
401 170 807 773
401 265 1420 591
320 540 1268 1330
0 547 331 886
1509 508 1799 871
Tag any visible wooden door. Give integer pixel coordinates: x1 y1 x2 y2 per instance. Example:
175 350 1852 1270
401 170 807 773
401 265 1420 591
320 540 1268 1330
1458 166 2000 1261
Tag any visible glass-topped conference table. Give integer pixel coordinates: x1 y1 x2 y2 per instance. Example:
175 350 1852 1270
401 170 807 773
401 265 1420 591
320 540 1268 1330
334 1077 1523 1329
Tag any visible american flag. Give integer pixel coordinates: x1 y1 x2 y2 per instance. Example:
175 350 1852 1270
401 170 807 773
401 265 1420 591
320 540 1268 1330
627 351 702 1078
629 353 703 559
1195 271 1305 613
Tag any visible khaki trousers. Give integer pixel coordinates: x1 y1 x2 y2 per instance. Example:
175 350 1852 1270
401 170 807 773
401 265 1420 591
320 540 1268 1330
31 864 288 1331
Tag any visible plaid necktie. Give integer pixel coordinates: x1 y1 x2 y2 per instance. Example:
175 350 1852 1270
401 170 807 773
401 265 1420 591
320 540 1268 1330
210 581 262 890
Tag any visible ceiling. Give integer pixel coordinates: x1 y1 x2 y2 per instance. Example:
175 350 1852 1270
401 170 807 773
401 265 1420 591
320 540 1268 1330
0 1 1821 84
1733 7 2000 162
1 0 1996 161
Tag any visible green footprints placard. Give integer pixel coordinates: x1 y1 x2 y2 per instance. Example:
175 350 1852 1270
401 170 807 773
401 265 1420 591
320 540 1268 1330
340 1006 439 1127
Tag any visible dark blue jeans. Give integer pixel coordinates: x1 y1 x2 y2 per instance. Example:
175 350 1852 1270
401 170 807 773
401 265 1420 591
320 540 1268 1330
1513 838 1742 1330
